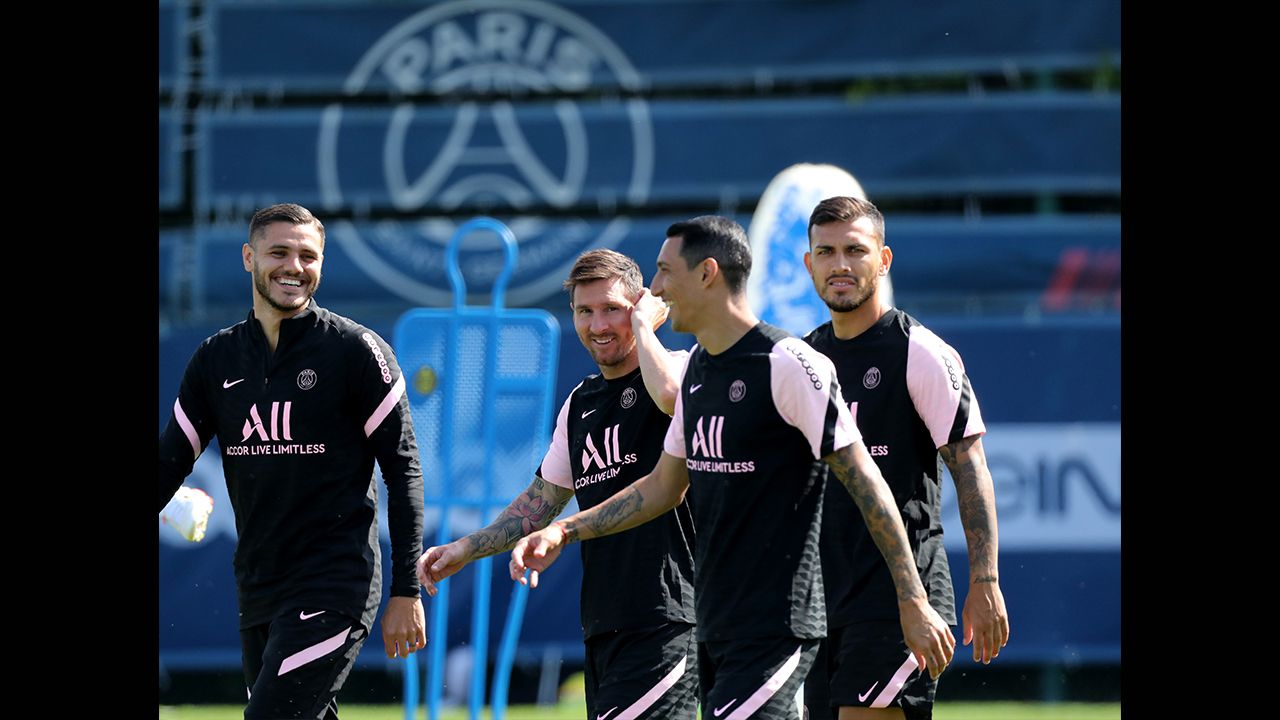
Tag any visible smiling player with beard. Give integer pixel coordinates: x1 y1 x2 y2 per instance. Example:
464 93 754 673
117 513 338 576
801 196 1009 720
159 203 427 720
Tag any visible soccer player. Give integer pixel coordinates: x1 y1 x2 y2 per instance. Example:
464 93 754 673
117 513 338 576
158 203 426 720
510 217 954 720
417 249 698 719
801 196 1010 720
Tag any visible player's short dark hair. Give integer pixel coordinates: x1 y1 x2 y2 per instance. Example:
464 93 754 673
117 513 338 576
808 196 885 247
563 249 644 303
665 215 752 294
248 203 326 247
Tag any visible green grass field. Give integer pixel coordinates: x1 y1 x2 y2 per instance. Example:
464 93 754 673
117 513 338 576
159 702 1120 719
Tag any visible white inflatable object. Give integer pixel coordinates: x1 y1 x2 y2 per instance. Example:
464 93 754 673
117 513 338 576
746 163 892 336
160 486 215 543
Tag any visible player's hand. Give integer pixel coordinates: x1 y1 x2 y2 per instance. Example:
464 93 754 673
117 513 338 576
630 288 669 333
899 596 956 679
509 523 568 588
962 579 1009 664
381 595 426 659
416 542 471 597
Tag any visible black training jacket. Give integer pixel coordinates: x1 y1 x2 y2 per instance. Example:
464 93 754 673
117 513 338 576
159 301 424 630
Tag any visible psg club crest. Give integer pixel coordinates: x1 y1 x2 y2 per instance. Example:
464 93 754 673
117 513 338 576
318 0 655 307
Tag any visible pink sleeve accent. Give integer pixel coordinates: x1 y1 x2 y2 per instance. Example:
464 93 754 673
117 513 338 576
174 398 203 460
769 338 860 459
364 374 406 437
537 389 577 489
906 326 986 449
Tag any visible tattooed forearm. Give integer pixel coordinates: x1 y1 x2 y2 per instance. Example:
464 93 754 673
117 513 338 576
940 436 999 579
547 454 688 545
562 486 644 543
464 477 574 559
825 444 927 603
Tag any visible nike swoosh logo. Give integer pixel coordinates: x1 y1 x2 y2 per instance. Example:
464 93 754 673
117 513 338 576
690 384 703 393
299 610 326 620
581 409 598 418
857 682 879 703
596 707 618 720
223 378 246 388
713 699 736 716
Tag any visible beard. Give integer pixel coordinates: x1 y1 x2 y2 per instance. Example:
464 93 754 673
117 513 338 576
254 266 320 313
587 337 633 370
820 273 878 313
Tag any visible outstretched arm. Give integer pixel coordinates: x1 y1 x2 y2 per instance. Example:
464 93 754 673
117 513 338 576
509 452 690 586
940 434 1009 664
824 441 956 678
417 476 575 595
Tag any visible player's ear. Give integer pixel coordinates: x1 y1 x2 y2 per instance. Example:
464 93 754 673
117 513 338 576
242 243 254 273
803 251 814 277
879 244 893 275
701 258 719 285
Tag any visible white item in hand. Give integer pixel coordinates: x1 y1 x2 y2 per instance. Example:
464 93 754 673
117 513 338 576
161 486 215 542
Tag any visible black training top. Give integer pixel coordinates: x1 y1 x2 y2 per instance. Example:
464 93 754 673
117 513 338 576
806 308 985 626
159 301 424 630
538 359 697 639
665 323 859 642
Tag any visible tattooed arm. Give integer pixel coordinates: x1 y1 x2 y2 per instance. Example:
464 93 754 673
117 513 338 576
823 440 956 678
939 435 1009 664
509 452 690 585
416 476 574 596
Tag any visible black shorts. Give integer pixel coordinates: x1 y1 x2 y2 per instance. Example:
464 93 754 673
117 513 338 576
805 620 937 720
240 607 369 720
698 636 819 720
583 622 698 720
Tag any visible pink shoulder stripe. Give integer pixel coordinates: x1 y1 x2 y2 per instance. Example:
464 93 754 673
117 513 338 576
364 374 406 437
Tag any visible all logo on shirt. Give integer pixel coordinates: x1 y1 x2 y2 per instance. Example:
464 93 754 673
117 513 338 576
225 402 326 457
243 402 292 442
576 424 638 489
690 416 725 458
687 416 755 474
